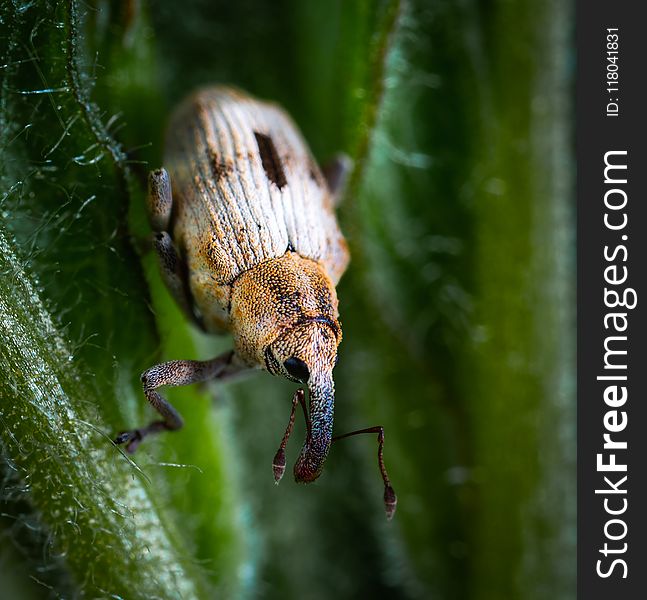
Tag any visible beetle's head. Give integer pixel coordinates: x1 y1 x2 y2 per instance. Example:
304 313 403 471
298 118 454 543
266 317 341 483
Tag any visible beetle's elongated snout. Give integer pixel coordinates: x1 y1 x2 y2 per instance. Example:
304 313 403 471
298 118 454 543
294 376 335 483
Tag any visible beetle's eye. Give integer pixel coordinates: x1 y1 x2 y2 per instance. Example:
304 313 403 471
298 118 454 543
284 357 310 382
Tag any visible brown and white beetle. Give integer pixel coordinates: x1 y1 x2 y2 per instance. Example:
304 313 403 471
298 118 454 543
115 86 396 518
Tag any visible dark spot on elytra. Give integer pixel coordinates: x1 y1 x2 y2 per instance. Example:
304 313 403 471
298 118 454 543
254 131 287 190
207 148 232 181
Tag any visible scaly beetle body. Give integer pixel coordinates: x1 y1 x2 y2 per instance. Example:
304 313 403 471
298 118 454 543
116 86 396 516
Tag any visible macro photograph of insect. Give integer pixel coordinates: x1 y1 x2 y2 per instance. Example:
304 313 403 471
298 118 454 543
0 0 574 599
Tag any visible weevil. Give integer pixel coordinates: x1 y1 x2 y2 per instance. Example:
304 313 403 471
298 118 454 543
115 86 397 518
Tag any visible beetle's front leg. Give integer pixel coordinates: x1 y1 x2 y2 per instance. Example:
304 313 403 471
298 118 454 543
114 350 248 452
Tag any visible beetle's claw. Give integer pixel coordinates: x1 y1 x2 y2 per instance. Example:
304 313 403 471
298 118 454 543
272 448 286 484
384 484 397 520
114 430 142 454
114 431 132 445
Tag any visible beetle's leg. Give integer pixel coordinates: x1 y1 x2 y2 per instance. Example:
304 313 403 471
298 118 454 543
323 153 353 206
152 231 205 328
147 168 173 232
114 350 248 452
147 168 207 330
272 389 308 483
333 426 397 519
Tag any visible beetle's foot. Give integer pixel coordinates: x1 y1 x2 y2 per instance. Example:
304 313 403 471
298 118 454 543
114 420 170 453
272 447 286 484
114 429 143 453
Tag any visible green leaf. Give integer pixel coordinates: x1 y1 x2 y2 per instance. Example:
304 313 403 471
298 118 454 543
0 225 211 598
343 0 575 598
1 1 246 597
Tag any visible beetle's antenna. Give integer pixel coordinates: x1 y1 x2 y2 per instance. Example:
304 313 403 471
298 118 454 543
272 389 308 483
333 426 397 519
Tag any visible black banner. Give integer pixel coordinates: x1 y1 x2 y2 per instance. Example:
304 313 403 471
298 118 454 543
578 1 647 598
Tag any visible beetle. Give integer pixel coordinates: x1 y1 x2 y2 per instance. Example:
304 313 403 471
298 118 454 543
114 86 396 518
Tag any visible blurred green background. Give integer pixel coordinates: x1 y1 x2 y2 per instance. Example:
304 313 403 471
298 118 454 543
0 0 575 598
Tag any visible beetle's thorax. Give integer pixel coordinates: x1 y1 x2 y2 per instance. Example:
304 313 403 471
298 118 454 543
229 251 341 368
